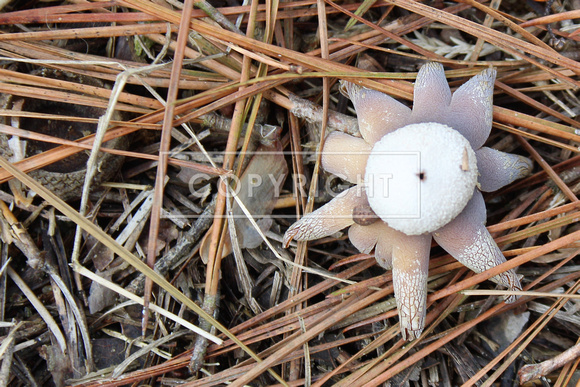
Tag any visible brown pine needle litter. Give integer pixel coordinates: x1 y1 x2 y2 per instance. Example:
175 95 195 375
0 0 578 385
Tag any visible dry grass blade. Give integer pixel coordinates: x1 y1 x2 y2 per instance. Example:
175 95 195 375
515 135 578 202
460 0 553 52
0 155 273 376
381 0 580 81
520 9 580 28
466 274 580 385
493 106 580 142
74 260 221 343
110 330 189 378
120 0 415 98
461 289 580 300
6 266 67 353
0 123 225 175
142 0 194 340
0 23 177 42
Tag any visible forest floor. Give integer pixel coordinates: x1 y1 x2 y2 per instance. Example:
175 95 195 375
0 0 579 385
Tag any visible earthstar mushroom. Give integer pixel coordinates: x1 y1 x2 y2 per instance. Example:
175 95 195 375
284 62 533 340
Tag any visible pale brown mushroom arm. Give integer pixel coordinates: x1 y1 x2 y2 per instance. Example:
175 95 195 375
476 147 533 192
391 232 432 340
283 186 367 247
433 190 522 303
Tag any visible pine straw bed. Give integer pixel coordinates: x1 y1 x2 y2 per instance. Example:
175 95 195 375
0 0 579 385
